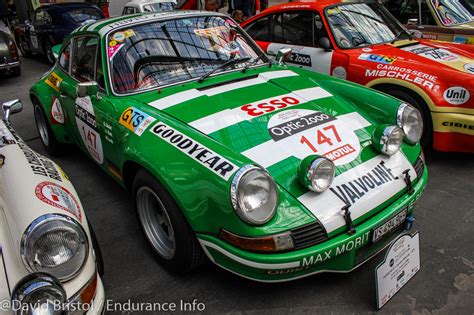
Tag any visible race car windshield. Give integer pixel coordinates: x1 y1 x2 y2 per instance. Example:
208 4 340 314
431 0 473 26
108 16 264 94
67 8 102 24
143 3 176 12
325 3 409 49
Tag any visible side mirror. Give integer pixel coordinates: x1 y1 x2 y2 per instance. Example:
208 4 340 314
318 37 332 52
76 82 99 98
276 48 292 65
52 44 61 61
2 99 23 122
407 18 418 26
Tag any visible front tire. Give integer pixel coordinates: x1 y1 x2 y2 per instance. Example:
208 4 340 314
133 169 204 273
33 101 64 156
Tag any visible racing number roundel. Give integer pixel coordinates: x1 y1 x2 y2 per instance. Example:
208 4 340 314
267 109 361 166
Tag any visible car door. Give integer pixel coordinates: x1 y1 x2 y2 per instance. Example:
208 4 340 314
29 8 52 53
59 35 111 166
245 10 335 76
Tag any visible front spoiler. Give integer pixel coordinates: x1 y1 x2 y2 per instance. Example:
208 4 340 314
198 166 428 282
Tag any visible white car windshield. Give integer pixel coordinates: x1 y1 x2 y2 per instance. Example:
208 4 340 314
326 3 409 48
108 16 263 94
431 0 473 26
143 2 176 12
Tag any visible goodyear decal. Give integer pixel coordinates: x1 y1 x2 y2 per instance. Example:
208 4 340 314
119 107 156 136
45 72 63 92
358 53 396 65
150 122 237 180
17 141 63 182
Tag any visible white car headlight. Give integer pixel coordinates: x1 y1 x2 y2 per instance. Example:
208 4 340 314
397 103 423 144
298 156 335 193
231 165 278 225
21 214 89 281
12 273 66 315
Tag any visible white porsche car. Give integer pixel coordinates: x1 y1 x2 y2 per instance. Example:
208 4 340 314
0 100 105 314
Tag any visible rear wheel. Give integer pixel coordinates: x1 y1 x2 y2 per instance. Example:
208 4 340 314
33 101 64 156
380 87 433 148
45 40 55 65
133 169 204 273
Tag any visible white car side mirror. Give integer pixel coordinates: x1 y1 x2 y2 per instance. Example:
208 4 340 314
2 99 23 122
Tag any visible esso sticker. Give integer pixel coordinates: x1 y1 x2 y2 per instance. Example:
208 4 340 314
267 109 361 166
241 95 301 117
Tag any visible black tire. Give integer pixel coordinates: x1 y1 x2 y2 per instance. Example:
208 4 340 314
10 66 21 77
15 35 32 58
382 87 433 148
44 40 55 65
133 169 204 273
33 101 64 156
87 219 104 276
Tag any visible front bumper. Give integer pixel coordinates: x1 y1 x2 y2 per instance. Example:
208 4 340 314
432 112 474 153
198 166 428 282
0 61 20 71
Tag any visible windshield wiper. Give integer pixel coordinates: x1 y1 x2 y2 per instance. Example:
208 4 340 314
242 53 270 73
198 57 251 83
391 29 413 44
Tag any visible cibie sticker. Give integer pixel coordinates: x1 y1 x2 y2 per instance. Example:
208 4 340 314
464 63 474 74
402 44 459 62
267 109 362 166
75 97 104 164
119 107 156 136
35 181 82 222
50 96 65 124
443 86 470 105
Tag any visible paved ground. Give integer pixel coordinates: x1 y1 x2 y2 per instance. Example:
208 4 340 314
1 56 473 315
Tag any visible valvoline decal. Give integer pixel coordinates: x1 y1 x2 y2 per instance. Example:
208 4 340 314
120 107 156 136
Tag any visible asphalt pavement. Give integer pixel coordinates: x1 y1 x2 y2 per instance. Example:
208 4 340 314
1 56 473 315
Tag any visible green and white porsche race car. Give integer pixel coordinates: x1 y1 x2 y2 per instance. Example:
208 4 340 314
30 11 427 282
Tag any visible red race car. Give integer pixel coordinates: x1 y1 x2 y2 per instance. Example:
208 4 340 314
242 0 474 153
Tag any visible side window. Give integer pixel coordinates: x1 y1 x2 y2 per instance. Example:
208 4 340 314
59 43 71 73
271 11 314 46
123 7 134 15
245 16 270 41
420 1 436 25
96 49 105 90
71 36 98 82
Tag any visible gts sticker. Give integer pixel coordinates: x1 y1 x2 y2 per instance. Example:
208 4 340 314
358 54 396 65
120 107 156 136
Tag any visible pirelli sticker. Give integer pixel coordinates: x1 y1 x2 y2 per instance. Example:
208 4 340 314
45 72 63 92
150 122 237 180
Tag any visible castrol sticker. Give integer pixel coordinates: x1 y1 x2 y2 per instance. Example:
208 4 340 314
266 109 362 166
35 181 82 222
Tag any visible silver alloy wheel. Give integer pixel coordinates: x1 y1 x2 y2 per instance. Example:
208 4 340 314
34 106 49 147
136 187 176 259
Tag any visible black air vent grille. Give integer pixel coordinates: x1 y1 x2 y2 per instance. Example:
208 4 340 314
291 222 328 250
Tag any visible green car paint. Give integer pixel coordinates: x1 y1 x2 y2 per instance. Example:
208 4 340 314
30 11 427 281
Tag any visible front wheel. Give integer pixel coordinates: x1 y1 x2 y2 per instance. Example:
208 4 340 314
33 101 64 156
133 169 204 273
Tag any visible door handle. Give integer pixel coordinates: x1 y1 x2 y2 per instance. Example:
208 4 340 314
59 92 67 99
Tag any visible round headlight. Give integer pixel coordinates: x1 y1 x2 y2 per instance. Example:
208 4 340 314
21 214 89 281
298 156 335 193
380 126 403 155
397 103 423 144
12 273 66 315
231 165 278 225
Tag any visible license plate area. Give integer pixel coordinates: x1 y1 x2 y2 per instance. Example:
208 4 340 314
372 208 408 243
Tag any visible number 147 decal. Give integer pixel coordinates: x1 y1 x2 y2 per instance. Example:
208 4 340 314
300 124 341 153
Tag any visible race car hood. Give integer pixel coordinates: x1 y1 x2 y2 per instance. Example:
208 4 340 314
359 39 474 75
137 67 418 233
